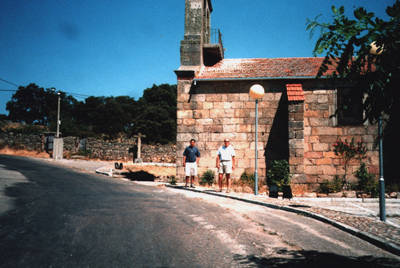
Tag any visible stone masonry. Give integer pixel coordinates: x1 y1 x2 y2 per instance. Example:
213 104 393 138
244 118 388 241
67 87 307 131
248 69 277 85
177 80 283 182
303 89 378 191
175 0 379 191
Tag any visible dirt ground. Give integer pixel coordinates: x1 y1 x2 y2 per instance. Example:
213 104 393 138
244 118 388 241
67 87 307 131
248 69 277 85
124 165 176 177
0 148 176 178
0 148 51 158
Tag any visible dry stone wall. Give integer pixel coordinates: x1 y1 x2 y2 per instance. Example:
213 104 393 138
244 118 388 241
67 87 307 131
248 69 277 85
0 132 44 151
0 133 176 163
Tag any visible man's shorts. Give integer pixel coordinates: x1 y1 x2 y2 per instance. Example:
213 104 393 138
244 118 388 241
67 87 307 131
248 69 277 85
185 162 198 177
219 160 232 174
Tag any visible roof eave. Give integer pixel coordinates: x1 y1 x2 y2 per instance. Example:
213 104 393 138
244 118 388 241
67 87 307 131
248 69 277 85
193 76 329 82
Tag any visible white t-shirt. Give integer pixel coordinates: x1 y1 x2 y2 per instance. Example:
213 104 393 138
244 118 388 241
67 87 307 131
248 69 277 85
217 145 235 161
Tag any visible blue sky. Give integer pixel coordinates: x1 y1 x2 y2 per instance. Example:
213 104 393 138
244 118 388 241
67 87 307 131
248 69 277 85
0 0 393 114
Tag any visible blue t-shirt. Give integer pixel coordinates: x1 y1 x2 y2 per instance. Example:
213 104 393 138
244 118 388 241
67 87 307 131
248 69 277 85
183 146 200 163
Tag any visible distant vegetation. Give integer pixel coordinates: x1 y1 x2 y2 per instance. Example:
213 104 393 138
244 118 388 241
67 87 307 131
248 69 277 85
1 83 177 144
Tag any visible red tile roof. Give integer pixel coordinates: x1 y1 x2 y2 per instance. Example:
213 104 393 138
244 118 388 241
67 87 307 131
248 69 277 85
286 84 305 101
196 58 335 80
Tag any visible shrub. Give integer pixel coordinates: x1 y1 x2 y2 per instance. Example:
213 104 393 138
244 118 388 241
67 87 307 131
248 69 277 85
200 170 215 186
355 162 378 197
240 171 255 188
319 176 344 194
170 176 177 185
333 138 367 189
387 183 400 193
267 160 291 191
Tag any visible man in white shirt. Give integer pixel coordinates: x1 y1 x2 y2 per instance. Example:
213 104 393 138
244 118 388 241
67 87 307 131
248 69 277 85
216 138 235 193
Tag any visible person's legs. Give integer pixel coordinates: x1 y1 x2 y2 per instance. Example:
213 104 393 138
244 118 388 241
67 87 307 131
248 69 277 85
190 176 195 187
191 163 197 187
224 161 232 192
185 163 192 187
226 174 231 192
218 173 223 191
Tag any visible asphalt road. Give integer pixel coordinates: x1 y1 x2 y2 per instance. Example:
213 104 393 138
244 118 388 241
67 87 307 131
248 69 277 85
1 155 399 267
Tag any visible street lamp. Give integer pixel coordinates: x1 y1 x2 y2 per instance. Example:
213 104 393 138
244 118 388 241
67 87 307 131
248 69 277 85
249 84 265 195
50 88 63 160
56 91 61 138
370 41 386 221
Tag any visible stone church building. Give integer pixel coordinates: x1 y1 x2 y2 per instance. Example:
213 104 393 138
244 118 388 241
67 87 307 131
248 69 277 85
175 0 378 192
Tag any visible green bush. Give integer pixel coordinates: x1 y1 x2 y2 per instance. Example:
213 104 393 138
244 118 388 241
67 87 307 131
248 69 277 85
387 183 400 193
240 171 255 188
319 176 344 194
355 162 378 197
267 160 291 190
169 176 177 185
200 170 215 186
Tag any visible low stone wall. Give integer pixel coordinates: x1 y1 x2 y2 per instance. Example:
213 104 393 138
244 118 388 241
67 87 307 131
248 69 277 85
0 133 176 163
141 144 176 163
0 132 44 151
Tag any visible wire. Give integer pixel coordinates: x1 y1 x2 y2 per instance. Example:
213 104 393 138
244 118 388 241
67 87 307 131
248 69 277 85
0 77 93 98
0 78 19 88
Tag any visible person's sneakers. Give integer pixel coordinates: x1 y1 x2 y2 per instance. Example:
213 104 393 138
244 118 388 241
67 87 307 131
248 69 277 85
190 185 195 188
226 189 231 193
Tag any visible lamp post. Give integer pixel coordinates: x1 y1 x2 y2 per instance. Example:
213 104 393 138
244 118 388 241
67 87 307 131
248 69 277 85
56 91 61 138
50 88 63 160
370 41 386 221
249 84 265 195
378 116 386 221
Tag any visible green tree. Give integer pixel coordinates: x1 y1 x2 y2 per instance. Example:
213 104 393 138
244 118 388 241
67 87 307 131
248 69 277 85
75 96 136 139
132 84 176 144
7 83 47 124
306 1 400 123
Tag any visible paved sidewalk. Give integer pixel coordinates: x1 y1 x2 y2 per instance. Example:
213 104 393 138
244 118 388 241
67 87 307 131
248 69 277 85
165 183 400 256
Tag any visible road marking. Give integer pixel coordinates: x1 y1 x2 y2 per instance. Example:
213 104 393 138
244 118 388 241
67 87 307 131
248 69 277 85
189 214 247 255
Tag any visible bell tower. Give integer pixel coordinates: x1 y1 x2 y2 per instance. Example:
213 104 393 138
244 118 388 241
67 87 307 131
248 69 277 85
180 0 213 67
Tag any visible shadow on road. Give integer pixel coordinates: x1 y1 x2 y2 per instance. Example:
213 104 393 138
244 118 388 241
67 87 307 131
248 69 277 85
234 249 400 267
123 171 155 181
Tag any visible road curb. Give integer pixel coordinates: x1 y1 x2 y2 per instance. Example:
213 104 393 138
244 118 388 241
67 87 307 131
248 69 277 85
166 184 400 256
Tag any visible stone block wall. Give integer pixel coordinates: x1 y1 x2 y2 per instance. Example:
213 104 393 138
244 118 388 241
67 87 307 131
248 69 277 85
303 89 379 191
176 80 284 181
176 80 379 190
288 101 305 184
